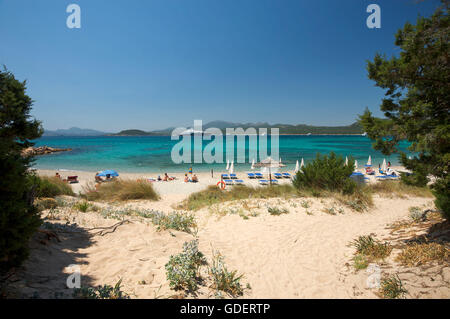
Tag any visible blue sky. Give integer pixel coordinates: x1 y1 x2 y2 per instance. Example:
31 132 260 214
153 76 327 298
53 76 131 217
0 0 441 132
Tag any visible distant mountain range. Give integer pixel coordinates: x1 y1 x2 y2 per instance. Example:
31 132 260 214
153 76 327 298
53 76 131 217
43 122 364 137
43 127 108 136
109 121 364 136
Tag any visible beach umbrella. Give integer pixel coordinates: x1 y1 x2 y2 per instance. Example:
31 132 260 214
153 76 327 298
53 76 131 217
366 155 372 167
97 170 119 177
294 160 299 173
382 158 387 172
345 156 348 166
229 161 234 174
251 158 255 170
279 157 282 164
354 160 358 171
226 160 229 170
300 158 305 168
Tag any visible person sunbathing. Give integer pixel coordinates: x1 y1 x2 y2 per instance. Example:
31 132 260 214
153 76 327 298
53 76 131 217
191 174 198 183
95 172 104 183
184 174 189 183
365 167 375 175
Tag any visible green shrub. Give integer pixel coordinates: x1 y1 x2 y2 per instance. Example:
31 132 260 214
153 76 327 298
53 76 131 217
165 240 206 291
73 279 129 299
292 152 356 193
432 176 450 220
0 68 43 273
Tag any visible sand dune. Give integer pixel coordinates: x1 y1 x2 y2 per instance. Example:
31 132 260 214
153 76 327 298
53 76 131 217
6 170 447 299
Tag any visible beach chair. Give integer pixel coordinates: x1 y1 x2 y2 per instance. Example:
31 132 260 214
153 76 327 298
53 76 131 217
67 176 78 184
224 179 233 185
234 179 244 185
259 179 269 185
282 173 291 178
229 173 238 179
273 173 282 179
254 173 263 179
247 173 255 179
221 174 229 179
270 179 278 184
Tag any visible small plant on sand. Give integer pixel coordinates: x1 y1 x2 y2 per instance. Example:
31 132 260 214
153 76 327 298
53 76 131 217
353 254 370 270
165 240 206 292
73 279 129 299
350 235 392 264
151 211 197 234
379 275 407 299
300 200 311 209
267 206 289 216
396 242 449 267
323 207 337 215
209 251 244 297
408 206 424 222
73 201 91 212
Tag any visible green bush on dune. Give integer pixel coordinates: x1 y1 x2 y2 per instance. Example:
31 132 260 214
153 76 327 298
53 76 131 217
293 152 356 194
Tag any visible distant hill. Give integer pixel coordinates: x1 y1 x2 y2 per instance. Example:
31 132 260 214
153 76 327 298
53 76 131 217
110 121 364 136
109 129 160 136
43 127 107 136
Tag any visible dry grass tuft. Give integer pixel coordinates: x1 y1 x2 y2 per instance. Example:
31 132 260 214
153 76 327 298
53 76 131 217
83 179 159 201
181 184 300 211
396 242 449 267
368 181 433 198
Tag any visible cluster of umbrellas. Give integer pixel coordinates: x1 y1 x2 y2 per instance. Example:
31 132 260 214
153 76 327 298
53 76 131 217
225 154 404 174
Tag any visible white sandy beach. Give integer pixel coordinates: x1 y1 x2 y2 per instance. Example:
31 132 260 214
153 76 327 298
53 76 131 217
8 168 447 299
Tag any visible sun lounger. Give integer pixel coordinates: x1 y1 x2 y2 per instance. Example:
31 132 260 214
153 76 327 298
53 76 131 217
234 179 244 185
67 176 78 184
221 174 229 179
229 173 238 179
270 179 278 184
273 173 283 179
254 173 263 179
247 173 255 179
224 179 233 185
259 179 269 185
282 173 291 178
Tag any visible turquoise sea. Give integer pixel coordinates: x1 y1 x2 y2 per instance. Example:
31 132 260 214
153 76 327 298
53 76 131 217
33 135 411 174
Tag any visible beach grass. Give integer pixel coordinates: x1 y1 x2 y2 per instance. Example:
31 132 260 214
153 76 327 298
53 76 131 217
83 179 159 201
33 176 75 197
367 181 433 198
350 235 392 266
379 275 407 299
181 184 301 211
